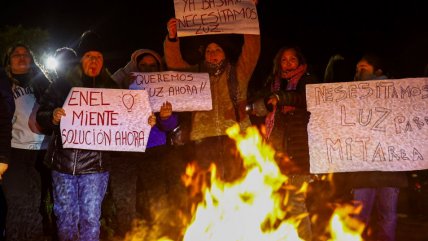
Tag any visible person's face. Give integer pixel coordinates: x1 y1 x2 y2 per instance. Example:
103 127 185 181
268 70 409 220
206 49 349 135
9 47 32 74
205 43 225 65
355 59 375 81
280 49 300 72
81 51 103 77
138 55 159 72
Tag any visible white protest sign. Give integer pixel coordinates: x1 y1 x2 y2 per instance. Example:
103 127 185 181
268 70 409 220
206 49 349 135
60 87 152 152
173 0 260 37
129 71 212 112
306 78 428 174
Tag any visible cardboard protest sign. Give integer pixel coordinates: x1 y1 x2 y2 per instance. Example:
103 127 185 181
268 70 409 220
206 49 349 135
306 78 428 173
60 87 152 152
129 71 212 112
173 0 259 37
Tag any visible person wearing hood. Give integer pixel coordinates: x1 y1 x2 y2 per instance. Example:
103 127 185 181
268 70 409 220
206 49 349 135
109 49 179 237
1 42 51 241
111 49 164 88
36 30 118 241
164 17 260 182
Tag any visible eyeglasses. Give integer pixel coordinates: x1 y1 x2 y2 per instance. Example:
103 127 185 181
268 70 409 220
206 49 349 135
11 53 31 59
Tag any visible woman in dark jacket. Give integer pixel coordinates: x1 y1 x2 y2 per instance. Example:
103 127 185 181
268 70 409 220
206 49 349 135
1 43 51 241
36 31 118 241
249 46 317 241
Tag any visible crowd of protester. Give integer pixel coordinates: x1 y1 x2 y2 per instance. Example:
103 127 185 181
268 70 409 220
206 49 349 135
0 6 427 241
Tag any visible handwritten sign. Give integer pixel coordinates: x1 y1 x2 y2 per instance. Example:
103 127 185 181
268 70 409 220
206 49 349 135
61 87 152 152
306 78 428 173
129 71 212 112
174 0 259 37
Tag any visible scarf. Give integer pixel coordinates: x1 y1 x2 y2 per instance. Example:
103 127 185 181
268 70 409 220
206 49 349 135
265 64 307 140
204 59 228 77
273 64 307 91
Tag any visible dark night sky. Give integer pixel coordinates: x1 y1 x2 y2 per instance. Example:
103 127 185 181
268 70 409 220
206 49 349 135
1 0 427 82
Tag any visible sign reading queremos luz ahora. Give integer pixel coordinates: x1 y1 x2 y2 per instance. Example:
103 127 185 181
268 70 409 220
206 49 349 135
60 88 152 152
306 77 428 173
129 71 212 112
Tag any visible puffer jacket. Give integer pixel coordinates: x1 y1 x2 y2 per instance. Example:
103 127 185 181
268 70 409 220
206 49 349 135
37 65 118 175
164 34 261 141
266 73 318 174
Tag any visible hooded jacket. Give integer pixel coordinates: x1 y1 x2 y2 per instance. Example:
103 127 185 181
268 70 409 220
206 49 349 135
112 49 163 88
111 49 178 148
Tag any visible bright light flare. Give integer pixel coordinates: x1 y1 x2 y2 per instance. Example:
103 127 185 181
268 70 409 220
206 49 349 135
45 56 58 70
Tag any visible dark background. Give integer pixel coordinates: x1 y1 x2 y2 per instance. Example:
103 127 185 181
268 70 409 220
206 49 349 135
1 0 427 83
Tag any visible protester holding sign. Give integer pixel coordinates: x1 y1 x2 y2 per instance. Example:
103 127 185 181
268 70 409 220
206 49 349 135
164 16 260 182
36 30 118 241
347 53 408 241
1 43 51 241
109 48 181 238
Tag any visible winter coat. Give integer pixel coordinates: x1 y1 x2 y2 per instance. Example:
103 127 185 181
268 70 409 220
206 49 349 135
267 73 318 174
164 34 260 141
37 65 119 175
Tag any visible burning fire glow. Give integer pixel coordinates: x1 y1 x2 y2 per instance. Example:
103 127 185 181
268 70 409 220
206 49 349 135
142 124 365 241
181 125 302 241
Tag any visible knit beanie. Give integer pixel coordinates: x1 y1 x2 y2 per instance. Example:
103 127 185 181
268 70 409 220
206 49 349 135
199 34 241 63
76 30 104 57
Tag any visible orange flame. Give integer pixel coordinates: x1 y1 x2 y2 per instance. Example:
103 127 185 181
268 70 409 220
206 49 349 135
137 124 365 241
181 125 303 240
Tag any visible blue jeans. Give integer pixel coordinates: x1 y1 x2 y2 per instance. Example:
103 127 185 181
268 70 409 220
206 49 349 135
52 171 109 241
353 187 399 241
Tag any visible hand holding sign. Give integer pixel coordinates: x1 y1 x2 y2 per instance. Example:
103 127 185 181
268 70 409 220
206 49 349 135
148 113 156 127
52 108 66 125
167 18 178 40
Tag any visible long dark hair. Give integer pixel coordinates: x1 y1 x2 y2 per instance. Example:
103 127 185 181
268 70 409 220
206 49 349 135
271 46 306 79
3 43 36 68
3 43 50 101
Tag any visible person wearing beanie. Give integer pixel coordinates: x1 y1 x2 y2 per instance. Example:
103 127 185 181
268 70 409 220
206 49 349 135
109 48 180 238
1 42 51 241
36 30 118 241
164 17 260 183
53 47 78 80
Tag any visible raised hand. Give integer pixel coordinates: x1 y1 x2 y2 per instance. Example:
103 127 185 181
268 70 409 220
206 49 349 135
167 18 178 39
159 101 173 120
